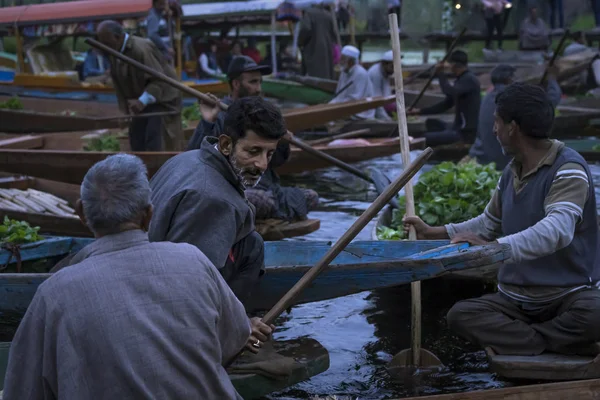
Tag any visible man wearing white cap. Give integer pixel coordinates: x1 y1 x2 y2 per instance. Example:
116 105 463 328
367 50 396 120
329 45 375 120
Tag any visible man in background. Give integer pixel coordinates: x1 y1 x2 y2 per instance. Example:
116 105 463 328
146 0 174 63
298 3 337 79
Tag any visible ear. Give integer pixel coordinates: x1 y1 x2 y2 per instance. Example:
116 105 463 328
75 199 88 228
509 120 518 137
142 205 153 232
231 79 240 91
218 134 233 156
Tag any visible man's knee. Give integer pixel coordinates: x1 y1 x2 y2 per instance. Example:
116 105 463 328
246 189 277 219
570 291 600 339
303 189 319 211
446 298 485 333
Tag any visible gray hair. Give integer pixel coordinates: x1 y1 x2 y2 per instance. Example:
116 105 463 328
80 154 151 235
491 64 516 85
98 20 124 36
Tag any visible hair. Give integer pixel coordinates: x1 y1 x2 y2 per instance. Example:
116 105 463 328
449 50 468 66
495 82 554 138
231 40 242 50
491 64 516 85
80 154 152 235
98 20 124 36
223 97 286 142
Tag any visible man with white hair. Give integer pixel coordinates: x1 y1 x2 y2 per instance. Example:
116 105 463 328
329 45 375 120
367 50 395 120
3 154 273 399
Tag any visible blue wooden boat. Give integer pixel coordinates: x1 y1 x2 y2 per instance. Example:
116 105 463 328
0 237 511 318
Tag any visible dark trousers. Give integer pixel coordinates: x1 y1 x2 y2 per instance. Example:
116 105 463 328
485 14 504 50
424 119 475 146
549 0 564 29
593 0 600 27
128 104 164 152
503 6 512 30
447 290 600 356
221 231 265 309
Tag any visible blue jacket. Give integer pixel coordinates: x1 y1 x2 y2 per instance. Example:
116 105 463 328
82 50 110 79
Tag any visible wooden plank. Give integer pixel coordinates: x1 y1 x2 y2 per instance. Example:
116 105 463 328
0 135 43 149
398 378 600 400
0 236 77 265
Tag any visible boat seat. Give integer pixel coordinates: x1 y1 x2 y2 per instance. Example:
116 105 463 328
486 347 600 381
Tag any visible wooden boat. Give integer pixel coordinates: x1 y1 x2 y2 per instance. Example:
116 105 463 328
400 378 600 399
0 236 510 316
429 138 600 164
0 337 329 399
0 137 427 183
486 347 600 381
371 206 500 281
0 175 320 241
261 78 333 105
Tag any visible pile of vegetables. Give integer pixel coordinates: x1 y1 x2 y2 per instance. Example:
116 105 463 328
182 104 202 129
83 135 121 152
377 161 501 240
0 216 43 245
0 97 24 110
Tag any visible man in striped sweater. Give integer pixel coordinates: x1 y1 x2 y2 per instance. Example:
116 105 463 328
404 82 600 356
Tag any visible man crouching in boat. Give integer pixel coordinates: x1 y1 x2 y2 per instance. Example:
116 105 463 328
4 154 272 399
187 55 319 222
150 97 284 308
96 20 183 151
404 82 600 356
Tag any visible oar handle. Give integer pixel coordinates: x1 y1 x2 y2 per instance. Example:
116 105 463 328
408 27 467 110
308 128 370 146
85 38 378 184
539 29 570 85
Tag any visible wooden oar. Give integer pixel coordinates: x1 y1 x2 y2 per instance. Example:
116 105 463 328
539 29 570 85
85 38 381 185
408 27 467 110
226 146 434 367
388 13 443 370
333 80 354 98
307 128 370 146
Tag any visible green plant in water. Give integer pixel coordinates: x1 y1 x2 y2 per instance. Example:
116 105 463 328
0 97 24 110
377 161 501 240
83 135 121 152
0 216 43 245
593 144 600 152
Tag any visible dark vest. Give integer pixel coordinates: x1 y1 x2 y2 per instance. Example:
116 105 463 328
197 52 219 78
498 147 600 287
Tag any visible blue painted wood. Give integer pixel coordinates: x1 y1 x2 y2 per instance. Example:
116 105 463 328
0 238 510 318
0 237 93 266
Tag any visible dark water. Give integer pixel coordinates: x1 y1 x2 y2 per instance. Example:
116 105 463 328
266 150 600 399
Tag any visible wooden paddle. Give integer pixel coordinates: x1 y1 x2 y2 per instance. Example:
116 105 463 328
85 38 393 188
539 29 570 85
388 13 443 370
408 27 467 110
226 146 434 367
307 128 370 146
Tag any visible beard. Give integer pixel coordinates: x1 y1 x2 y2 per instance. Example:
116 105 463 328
229 150 263 188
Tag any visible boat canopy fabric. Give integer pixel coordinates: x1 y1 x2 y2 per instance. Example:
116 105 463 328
0 0 152 36
182 0 335 27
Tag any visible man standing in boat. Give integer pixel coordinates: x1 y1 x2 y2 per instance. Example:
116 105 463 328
407 50 481 147
4 154 272 399
329 45 375 120
146 0 175 64
150 97 286 308
466 63 562 170
298 2 337 80
404 82 600 357
187 55 319 222
96 20 183 151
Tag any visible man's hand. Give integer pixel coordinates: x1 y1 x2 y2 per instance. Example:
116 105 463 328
406 107 420 116
434 62 446 74
128 99 145 114
245 317 275 354
199 93 221 123
403 215 433 239
450 232 492 246
283 131 294 142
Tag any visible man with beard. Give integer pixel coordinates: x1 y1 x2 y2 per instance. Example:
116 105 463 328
187 56 319 222
329 45 375 120
149 97 286 308
368 50 395 120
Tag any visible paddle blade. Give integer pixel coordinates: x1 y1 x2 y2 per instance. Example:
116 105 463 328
389 348 444 371
368 168 399 209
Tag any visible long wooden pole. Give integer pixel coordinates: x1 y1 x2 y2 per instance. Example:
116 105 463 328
85 38 376 184
408 27 467 110
539 29 570 85
389 13 420 366
175 16 183 79
14 25 26 74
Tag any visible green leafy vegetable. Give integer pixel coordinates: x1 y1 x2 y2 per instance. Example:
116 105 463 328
83 135 121 152
593 144 600 152
0 216 43 245
182 104 201 122
0 97 24 110
377 161 501 240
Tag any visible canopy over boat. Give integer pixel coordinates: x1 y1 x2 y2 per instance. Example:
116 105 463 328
0 0 152 37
